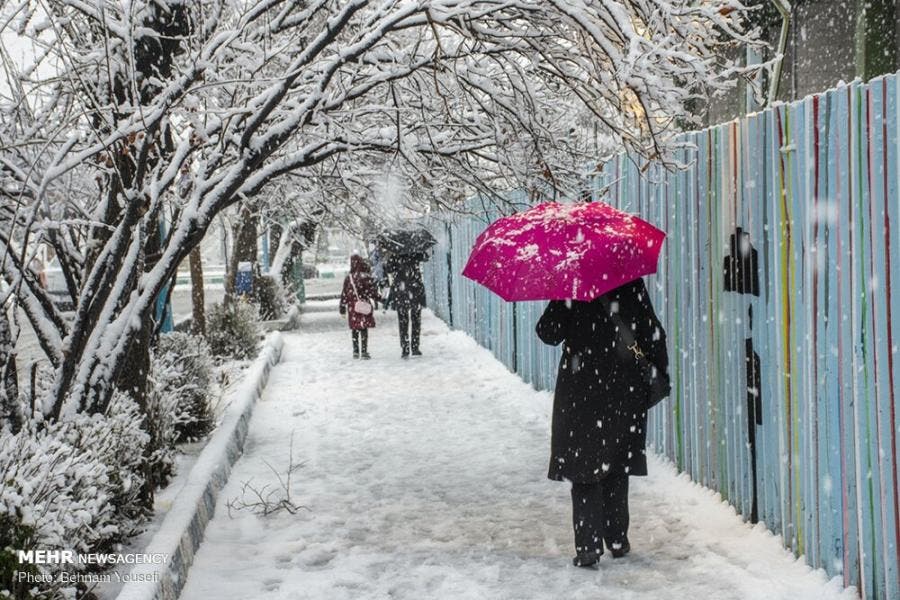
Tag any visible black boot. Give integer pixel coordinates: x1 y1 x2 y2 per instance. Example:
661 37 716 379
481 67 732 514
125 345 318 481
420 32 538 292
572 551 601 568
609 539 630 559
398 308 410 358
360 330 370 359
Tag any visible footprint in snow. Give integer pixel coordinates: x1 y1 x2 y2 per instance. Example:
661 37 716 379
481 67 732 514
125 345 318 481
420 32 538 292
274 555 293 569
301 549 336 568
262 577 281 591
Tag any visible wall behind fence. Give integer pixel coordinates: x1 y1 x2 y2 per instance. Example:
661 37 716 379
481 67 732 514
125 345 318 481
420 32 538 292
424 73 900 599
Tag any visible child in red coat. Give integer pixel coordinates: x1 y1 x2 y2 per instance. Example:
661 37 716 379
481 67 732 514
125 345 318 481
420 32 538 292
339 255 378 359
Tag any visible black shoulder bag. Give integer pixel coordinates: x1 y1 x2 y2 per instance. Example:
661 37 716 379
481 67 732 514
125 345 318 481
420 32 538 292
599 297 671 411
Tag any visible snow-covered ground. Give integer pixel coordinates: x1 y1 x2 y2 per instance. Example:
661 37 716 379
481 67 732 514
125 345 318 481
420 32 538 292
179 301 853 600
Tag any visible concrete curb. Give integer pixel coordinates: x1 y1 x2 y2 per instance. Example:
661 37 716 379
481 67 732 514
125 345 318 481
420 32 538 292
260 304 301 333
115 332 285 600
281 304 301 331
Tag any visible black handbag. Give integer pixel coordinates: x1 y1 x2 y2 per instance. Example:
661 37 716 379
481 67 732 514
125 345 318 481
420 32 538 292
599 297 671 411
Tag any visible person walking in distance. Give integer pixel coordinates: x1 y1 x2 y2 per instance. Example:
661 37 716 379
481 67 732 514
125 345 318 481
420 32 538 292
386 253 426 358
339 255 378 359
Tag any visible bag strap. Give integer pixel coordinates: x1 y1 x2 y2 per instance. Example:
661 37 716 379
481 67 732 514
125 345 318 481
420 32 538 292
598 296 651 367
349 272 370 302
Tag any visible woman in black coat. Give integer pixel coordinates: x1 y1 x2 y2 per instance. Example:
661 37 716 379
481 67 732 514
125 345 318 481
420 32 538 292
536 277 668 568
385 253 426 357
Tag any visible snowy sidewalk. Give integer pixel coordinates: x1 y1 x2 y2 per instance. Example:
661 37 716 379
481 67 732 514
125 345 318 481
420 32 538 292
179 302 852 600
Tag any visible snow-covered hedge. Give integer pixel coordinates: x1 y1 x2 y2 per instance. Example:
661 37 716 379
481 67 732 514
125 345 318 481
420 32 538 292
153 332 214 443
253 275 286 321
141 380 179 493
0 430 104 600
207 302 261 361
0 330 240 598
56 394 151 540
0 395 149 599
0 333 235 599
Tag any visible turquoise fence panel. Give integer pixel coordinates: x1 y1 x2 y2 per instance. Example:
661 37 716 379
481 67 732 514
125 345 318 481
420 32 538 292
422 72 900 600
818 84 845 587
885 76 900 598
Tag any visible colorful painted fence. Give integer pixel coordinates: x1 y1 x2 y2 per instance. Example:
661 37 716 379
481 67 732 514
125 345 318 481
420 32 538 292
423 73 900 599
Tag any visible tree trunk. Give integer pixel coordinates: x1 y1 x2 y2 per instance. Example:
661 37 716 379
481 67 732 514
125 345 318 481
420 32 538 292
115 216 164 509
189 246 206 336
116 224 157 407
47 0 192 421
269 222 283 266
270 223 295 287
125 310 155 508
225 202 259 305
0 309 20 433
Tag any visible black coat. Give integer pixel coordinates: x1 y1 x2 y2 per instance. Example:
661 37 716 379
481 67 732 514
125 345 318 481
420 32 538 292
386 258 426 310
536 278 668 483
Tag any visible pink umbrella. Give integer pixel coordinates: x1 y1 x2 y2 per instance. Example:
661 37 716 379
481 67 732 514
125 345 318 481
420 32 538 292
462 201 665 302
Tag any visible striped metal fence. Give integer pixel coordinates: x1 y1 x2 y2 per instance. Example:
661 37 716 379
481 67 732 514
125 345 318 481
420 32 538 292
423 73 900 599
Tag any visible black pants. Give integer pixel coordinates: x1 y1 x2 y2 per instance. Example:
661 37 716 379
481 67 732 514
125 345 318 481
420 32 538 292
351 329 368 354
571 474 630 556
397 305 421 355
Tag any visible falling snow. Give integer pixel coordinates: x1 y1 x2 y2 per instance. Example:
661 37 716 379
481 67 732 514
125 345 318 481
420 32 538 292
178 304 853 600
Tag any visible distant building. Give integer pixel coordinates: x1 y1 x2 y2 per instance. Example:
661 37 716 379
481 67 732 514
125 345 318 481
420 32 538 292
705 0 899 124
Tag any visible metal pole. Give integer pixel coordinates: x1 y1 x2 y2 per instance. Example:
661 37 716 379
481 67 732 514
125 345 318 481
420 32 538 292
767 0 793 107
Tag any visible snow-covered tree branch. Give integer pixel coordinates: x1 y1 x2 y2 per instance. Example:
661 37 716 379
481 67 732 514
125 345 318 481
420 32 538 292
0 0 757 421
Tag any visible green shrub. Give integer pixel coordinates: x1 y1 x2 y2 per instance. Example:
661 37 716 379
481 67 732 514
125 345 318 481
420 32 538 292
253 274 286 320
0 397 148 599
153 332 214 443
0 516 44 600
207 301 260 360
55 394 151 541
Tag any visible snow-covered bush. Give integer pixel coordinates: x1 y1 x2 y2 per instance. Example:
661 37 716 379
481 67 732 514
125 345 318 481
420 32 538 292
0 430 110 554
0 430 96 599
8 367 151 532
141 380 179 492
0 395 149 599
54 394 151 540
207 302 261 361
253 275 286 321
153 332 215 443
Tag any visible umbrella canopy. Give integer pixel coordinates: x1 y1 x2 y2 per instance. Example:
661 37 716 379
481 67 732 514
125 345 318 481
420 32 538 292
462 201 665 302
377 228 437 256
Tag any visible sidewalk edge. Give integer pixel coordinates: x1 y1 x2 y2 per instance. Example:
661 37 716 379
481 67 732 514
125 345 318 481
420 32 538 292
114 332 285 600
